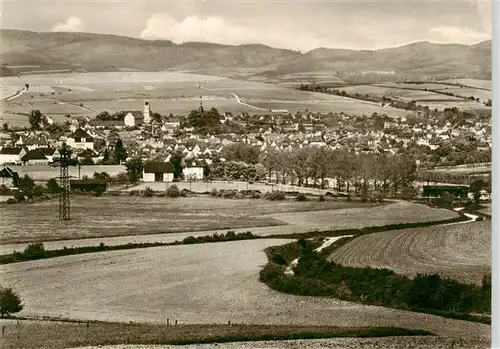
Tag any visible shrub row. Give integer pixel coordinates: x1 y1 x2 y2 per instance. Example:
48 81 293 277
260 239 491 325
182 231 258 244
0 231 262 265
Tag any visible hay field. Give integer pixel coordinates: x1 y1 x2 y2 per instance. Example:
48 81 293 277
1 72 415 126
440 79 492 90
328 221 491 285
0 196 374 244
74 337 490 349
0 239 490 339
340 83 489 110
268 201 458 231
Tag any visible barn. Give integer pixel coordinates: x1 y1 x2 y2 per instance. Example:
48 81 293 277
422 185 469 198
143 161 175 183
70 179 108 193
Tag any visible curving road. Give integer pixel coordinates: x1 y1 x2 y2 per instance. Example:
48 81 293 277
4 85 28 101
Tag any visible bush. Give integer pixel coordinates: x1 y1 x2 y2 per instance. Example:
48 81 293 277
210 188 218 197
0 185 10 195
93 187 106 197
22 242 46 260
143 187 154 197
318 195 325 202
264 191 286 201
182 236 199 244
13 191 25 202
295 194 307 202
180 189 189 197
129 190 140 196
166 185 180 198
6 198 16 204
0 286 23 318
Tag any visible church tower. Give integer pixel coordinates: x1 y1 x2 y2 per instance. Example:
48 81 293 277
143 101 151 124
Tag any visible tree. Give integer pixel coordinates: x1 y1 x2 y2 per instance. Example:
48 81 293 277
29 109 43 130
102 148 110 164
170 152 183 179
470 179 487 205
46 178 61 194
125 158 143 184
2 123 8 132
113 138 128 164
0 286 23 318
93 172 111 181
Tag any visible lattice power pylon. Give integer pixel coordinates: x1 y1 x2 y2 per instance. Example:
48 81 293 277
57 144 71 221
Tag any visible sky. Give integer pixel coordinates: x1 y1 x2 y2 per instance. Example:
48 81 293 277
0 0 492 52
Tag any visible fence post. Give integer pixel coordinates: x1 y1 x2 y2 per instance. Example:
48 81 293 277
228 320 231 326
175 320 177 325
167 318 169 327
2 326 5 334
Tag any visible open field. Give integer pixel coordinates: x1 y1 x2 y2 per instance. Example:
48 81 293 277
328 221 490 285
0 321 434 349
0 196 378 244
74 336 491 349
128 180 341 195
440 79 492 90
478 203 491 216
268 201 458 231
338 82 490 110
1 72 417 127
0 239 490 340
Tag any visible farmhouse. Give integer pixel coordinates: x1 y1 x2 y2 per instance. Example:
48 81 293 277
183 159 205 181
143 161 175 183
67 129 94 150
21 149 49 166
0 147 27 165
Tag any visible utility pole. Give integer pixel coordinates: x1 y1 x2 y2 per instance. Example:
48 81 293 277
58 143 71 221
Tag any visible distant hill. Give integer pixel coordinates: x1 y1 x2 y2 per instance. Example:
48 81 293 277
0 29 491 82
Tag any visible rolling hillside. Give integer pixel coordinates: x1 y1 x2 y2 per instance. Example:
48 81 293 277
0 29 491 83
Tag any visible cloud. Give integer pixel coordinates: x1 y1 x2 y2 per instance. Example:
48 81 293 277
51 16 83 32
429 25 491 44
140 13 259 45
468 0 492 33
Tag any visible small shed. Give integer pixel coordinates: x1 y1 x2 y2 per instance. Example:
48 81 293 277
0 166 16 185
70 179 108 193
422 185 469 198
143 161 174 183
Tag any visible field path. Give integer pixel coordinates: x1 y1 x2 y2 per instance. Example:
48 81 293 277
3 85 28 101
0 240 490 340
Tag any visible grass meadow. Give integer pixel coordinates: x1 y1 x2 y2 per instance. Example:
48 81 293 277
0 196 378 244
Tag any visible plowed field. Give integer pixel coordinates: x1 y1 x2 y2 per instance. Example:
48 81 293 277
328 221 491 285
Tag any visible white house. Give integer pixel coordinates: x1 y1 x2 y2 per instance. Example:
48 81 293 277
67 129 94 150
183 159 205 181
0 147 27 165
143 161 175 183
